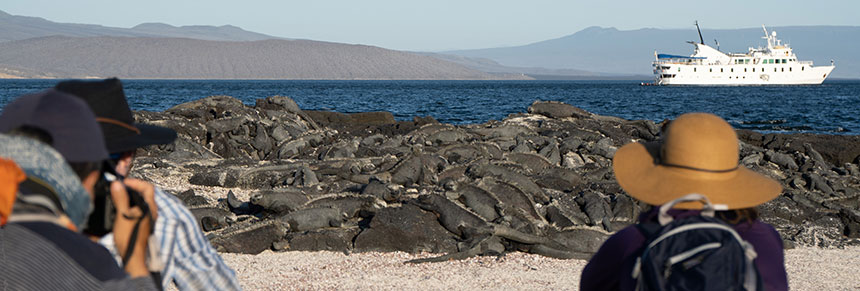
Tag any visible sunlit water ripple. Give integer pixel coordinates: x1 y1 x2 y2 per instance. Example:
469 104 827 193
2 79 858 135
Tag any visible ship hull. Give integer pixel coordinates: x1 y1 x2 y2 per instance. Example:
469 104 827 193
655 63 834 86
656 64 834 85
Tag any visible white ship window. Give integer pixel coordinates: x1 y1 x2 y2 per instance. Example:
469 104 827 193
774 68 778 72
752 68 755 72
721 68 724 73
802 67 805 71
731 68 734 72
789 67 792 72
694 68 697 72
745 68 748 72
678 68 681 72
781 68 784 72
710 68 713 72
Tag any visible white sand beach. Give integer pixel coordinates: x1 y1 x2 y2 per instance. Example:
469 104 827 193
217 246 860 290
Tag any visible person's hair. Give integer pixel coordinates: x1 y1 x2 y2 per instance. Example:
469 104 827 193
67 162 102 180
7 125 102 180
7 125 53 144
715 208 759 225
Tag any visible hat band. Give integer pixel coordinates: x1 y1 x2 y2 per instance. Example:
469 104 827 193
661 162 739 173
96 117 141 135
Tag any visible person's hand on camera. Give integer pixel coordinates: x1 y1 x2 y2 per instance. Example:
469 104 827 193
109 178 157 278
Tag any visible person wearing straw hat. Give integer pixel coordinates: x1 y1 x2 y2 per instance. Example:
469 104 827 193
580 113 788 291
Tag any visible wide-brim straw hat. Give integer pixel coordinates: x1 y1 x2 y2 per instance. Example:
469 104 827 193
613 113 782 210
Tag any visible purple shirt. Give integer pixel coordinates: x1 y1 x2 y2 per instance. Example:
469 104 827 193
580 209 788 291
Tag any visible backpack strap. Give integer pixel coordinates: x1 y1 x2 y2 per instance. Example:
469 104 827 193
631 221 661 284
634 221 662 240
658 193 716 225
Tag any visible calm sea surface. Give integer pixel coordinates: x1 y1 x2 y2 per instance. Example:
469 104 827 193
1 79 858 134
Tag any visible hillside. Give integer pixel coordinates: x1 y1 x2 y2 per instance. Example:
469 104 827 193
0 10 278 42
443 26 860 78
416 52 643 79
0 36 519 79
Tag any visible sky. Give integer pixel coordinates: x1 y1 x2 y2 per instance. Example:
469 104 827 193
3 0 859 51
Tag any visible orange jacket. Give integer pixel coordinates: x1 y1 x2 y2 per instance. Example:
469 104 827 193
0 158 26 225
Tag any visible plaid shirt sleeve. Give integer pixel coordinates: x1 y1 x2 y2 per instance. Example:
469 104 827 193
153 187 241 290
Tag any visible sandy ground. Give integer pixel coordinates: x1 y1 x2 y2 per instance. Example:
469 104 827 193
140 167 860 290
216 246 860 290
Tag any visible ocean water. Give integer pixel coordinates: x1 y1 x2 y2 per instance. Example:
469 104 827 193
1 79 858 135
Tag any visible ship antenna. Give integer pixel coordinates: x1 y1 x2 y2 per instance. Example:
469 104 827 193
695 21 704 44
762 25 772 48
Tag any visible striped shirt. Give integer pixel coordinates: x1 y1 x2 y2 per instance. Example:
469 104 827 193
102 187 241 290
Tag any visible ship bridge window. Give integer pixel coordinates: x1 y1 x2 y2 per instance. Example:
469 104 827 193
782 59 787 63
745 59 750 64
661 74 676 78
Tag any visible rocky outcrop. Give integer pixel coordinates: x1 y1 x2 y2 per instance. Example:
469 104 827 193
134 97 860 259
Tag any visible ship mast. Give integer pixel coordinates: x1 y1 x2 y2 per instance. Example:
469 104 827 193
695 21 704 44
762 25 773 48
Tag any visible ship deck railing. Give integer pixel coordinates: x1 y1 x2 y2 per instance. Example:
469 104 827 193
653 59 704 65
654 60 816 66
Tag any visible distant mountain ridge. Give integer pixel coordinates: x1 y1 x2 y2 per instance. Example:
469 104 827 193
443 26 860 78
0 36 519 79
3 9 856 79
0 9 278 42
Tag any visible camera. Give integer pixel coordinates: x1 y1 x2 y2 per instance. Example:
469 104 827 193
82 168 143 236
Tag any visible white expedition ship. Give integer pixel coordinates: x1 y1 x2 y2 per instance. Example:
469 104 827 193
651 22 835 85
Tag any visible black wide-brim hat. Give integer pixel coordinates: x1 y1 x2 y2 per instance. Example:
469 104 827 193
55 78 177 154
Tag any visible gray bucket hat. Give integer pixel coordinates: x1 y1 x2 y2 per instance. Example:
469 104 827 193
0 134 92 230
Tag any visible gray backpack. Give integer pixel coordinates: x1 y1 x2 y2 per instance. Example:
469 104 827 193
632 194 761 291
